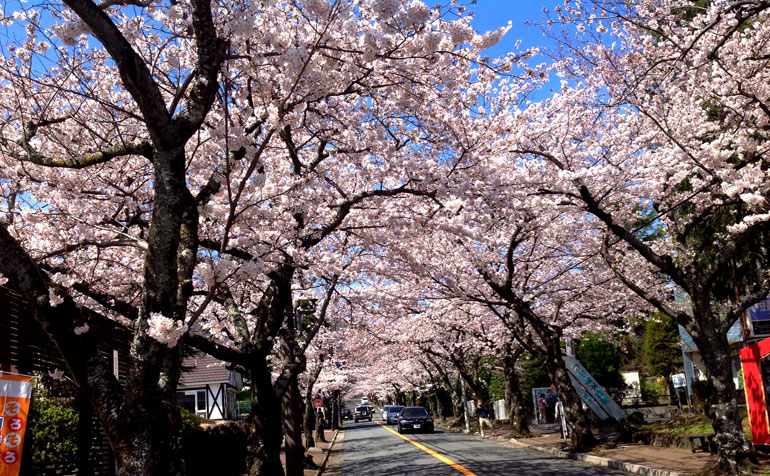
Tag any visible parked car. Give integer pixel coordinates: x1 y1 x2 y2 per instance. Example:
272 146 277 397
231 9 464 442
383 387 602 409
354 405 372 423
341 408 353 420
397 406 434 433
385 405 404 424
381 405 392 421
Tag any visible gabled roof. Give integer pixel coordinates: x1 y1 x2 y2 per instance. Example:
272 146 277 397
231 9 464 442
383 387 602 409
180 353 232 385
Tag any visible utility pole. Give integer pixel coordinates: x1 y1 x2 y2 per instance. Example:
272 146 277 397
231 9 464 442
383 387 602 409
461 380 470 433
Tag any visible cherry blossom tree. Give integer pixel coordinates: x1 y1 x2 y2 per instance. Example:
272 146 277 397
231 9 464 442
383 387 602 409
382 203 641 448
496 1 770 471
0 0 514 474
0 0 225 472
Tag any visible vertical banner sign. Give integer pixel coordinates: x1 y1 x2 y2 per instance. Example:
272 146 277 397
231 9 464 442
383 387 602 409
0 374 32 476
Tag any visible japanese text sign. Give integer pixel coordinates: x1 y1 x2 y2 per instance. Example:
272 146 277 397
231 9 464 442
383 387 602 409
0 374 32 476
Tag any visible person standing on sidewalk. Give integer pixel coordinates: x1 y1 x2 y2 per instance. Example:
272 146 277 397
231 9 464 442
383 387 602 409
475 401 492 438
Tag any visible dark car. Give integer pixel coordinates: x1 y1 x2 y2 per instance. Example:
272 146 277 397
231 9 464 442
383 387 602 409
397 406 434 433
354 405 372 423
385 405 404 424
341 408 353 420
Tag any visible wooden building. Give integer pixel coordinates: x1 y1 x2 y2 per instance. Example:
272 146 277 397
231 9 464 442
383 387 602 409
178 353 245 421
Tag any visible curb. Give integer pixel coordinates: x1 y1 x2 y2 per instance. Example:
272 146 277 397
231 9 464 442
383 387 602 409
509 438 692 476
314 429 340 476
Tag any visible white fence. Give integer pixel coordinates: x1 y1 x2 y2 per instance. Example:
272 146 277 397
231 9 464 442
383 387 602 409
465 399 507 420
492 399 506 420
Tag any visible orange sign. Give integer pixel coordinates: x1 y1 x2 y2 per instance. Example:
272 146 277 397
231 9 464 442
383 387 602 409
0 373 32 476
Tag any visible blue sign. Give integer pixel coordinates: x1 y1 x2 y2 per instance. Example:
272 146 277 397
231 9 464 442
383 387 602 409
563 355 626 421
750 299 770 321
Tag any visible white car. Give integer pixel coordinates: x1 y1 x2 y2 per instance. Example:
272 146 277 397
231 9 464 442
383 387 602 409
361 397 369 405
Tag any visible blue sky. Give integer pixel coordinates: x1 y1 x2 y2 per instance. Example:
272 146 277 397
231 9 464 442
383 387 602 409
1 1 562 59
463 1 561 57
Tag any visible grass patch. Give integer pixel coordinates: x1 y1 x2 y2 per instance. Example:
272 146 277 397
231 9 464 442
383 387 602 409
639 412 753 440
641 413 713 436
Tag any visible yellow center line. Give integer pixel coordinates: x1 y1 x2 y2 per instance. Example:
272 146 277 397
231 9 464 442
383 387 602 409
373 419 480 476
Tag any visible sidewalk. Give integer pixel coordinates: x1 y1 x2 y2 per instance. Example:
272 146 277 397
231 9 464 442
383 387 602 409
278 428 340 476
318 430 345 476
509 431 715 476
436 420 718 476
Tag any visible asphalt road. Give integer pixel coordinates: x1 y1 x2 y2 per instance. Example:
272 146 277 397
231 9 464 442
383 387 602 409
340 418 625 476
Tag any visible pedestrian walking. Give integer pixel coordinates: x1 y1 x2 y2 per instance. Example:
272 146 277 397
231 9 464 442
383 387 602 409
475 401 493 438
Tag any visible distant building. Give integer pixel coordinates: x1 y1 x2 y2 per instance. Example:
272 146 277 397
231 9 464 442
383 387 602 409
177 353 245 420
679 320 744 399
621 371 641 405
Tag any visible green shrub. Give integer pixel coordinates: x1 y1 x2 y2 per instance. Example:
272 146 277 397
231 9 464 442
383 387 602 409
691 380 715 408
577 332 628 400
26 397 79 468
179 419 247 476
236 387 252 401
640 377 667 404
488 373 505 402
626 411 645 425
174 408 204 453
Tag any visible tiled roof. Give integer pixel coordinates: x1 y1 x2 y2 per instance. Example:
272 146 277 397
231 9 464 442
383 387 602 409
180 353 232 385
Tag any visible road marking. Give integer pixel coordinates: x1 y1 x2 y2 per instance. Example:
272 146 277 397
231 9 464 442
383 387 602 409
373 420 480 476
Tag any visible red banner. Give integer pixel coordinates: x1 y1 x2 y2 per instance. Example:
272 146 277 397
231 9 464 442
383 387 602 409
0 373 32 476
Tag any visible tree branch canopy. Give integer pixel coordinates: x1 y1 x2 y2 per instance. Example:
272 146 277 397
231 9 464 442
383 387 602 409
62 0 172 142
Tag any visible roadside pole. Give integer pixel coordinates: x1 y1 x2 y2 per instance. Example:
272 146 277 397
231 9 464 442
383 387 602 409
461 381 470 433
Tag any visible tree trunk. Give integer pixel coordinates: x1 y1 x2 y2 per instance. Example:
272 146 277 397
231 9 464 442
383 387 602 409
303 359 324 450
503 348 530 437
113 352 183 476
76 392 95 476
304 392 316 449
452 375 465 418
417 391 427 408
664 374 676 406
113 396 180 476
282 375 304 476
429 361 463 419
542 334 595 452
247 360 285 476
454 361 488 404
112 148 191 476
434 390 443 417
689 323 754 475
331 390 340 430
437 386 452 418
392 384 404 406
107 326 184 476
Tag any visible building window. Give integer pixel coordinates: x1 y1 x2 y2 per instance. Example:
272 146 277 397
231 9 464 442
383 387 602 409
227 389 237 419
177 389 207 418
